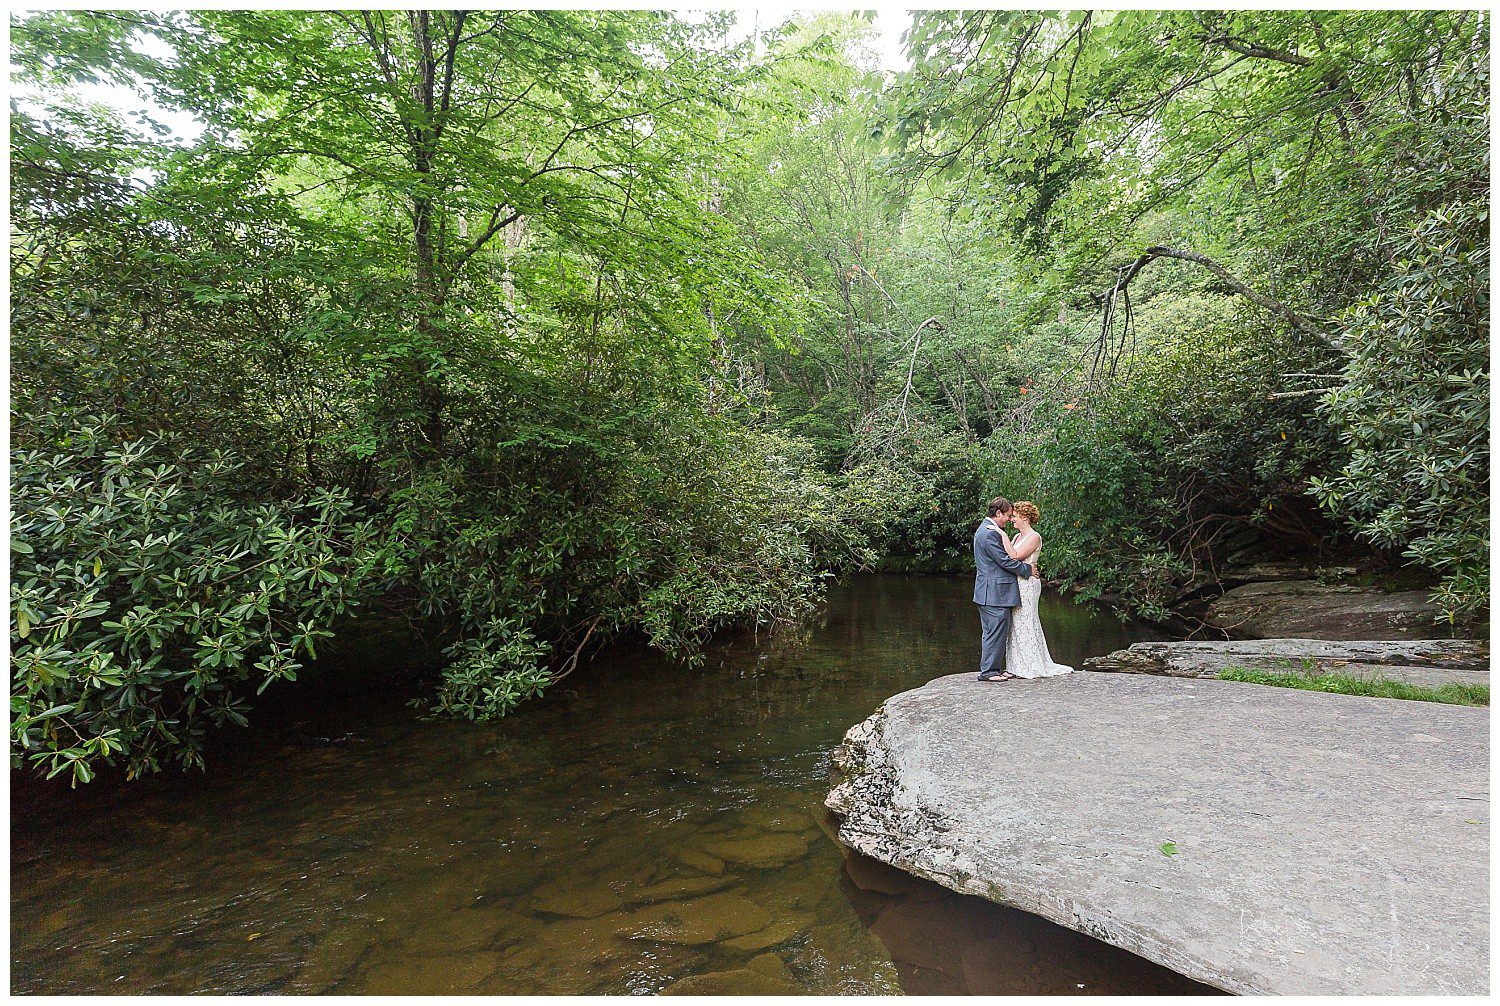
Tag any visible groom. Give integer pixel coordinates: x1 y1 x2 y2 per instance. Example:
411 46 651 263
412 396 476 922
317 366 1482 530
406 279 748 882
972 496 1039 682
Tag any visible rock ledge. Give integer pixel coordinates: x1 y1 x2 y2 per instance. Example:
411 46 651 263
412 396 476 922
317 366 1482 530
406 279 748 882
1204 579 1446 639
1083 638 1488 689
826 672 1488 994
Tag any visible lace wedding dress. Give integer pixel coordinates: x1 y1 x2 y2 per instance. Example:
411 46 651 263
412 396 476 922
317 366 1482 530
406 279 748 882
1006 545 1074 678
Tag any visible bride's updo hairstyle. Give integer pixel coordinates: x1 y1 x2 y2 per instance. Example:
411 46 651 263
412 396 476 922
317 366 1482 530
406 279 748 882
1013 501 1040 524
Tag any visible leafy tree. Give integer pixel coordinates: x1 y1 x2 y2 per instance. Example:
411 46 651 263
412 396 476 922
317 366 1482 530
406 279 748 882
10 10 860 779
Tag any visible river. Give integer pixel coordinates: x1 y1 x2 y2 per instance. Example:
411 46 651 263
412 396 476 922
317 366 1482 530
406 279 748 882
12 574 1214 994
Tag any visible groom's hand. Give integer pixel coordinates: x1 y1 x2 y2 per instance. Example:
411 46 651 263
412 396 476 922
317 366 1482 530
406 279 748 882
1029 563 1040 578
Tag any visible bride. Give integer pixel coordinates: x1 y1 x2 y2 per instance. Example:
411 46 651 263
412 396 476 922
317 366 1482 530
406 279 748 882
999 501 1073 678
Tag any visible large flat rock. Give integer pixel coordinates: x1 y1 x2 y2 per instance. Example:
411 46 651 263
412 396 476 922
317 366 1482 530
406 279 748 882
826 672 1489 994
1083 638 1489 689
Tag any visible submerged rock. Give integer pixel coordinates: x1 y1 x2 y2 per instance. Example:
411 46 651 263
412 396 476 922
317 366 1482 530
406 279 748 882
744 951 794 982
530 881 628 919
730 805 817 835
703 831 813 869
721 912 814 951
673 849 726 876
826 672 1488 995
354 951 498 994
532 914 635 966
1083 638 1488 688
613 891 774 945
1204 579 1447 639
294 919 380 992
524 869 731 922
660 967 798 995
633 875 733 904
405 905 524 953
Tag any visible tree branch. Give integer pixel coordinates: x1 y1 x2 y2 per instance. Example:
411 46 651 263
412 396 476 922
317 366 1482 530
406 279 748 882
1112 245 1323 339
896 317 946 428
447 205 525 278
1201 34 1312 67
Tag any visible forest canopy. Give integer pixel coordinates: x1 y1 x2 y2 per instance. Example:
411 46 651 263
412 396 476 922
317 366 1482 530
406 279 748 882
10 10 1489 783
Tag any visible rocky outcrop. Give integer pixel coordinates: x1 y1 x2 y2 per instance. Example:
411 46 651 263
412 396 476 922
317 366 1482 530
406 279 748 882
826 672 1489 995
1203 579 1448 639
1083 638 1489 688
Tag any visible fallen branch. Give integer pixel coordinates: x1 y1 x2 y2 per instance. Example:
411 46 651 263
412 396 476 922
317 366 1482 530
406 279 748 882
550 613 604 686
895 316 947 428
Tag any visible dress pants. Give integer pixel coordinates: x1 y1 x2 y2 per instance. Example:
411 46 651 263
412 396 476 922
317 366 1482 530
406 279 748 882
977 603 1014 676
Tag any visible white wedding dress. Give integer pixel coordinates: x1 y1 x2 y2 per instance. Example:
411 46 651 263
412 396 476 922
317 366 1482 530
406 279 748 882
1005 543 1074 678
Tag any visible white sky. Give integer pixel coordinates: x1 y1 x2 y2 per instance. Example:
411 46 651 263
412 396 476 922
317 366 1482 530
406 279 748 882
12 8 914 145
721 6 912 70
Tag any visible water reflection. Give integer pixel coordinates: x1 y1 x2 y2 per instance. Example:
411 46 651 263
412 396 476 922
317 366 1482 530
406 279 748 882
12 575 1208 994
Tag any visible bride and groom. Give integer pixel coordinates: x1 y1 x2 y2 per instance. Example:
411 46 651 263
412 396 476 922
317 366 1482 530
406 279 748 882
972 496 1073 682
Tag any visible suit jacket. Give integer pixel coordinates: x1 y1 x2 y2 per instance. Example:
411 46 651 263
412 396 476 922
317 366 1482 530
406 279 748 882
972 518 1032 607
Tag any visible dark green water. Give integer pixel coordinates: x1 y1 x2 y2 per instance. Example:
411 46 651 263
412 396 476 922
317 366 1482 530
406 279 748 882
12 574 1213 994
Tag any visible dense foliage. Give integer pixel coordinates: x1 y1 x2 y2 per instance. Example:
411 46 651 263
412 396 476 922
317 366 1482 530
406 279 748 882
11 10 1488 781
1312 200 1490 621
11 412 374 784
723 10 1488 616
11 11 859 780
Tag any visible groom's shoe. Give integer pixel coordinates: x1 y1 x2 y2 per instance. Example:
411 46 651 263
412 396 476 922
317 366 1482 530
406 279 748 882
978 670 1004 681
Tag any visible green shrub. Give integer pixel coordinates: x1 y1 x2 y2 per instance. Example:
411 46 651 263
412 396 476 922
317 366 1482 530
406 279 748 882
389 423 867 721
844 418 987 572
1311 199 1490 623
627 426 867 657
10 411 377 783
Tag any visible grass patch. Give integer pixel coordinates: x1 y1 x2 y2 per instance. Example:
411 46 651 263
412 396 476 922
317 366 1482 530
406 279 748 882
1217 667 1489 707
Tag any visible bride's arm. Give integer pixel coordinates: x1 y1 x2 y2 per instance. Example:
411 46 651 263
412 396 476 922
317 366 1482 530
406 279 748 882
981 530 1034 578
1007 532 1041 562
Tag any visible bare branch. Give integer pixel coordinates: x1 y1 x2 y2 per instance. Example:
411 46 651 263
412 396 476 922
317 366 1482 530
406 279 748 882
1106 245 1323 340
895 317 946 428
1268 387 1337 399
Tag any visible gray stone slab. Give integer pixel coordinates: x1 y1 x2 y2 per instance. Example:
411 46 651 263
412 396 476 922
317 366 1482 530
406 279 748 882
826 672 1489 994
1083 638 1489 688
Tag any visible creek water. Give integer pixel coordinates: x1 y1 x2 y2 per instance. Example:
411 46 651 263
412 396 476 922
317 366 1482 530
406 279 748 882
12 574 1214 994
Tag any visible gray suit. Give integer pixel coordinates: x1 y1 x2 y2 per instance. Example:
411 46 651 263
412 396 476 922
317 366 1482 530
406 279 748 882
972 518 1034 677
